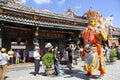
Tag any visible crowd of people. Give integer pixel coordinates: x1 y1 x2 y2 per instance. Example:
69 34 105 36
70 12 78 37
0 41 120 79
33 42 78 76
32 40 120 77
1 9 120 80
6 49 28 65
0 48 29 80
104 45 120 62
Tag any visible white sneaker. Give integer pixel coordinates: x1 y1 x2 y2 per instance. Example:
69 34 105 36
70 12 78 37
57 73 62 76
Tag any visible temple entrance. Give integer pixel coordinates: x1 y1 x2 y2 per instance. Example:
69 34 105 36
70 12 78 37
1 24 34 51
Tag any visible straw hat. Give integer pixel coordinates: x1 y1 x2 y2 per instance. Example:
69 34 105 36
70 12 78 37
45 43 53 49
1 48 6 52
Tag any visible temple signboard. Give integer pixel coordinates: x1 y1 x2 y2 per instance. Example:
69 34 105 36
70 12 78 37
11 42 26 49
39 32 65 39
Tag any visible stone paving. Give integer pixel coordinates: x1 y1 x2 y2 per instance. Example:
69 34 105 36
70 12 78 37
5 59 120 80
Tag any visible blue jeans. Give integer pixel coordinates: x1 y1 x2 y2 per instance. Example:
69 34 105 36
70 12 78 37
54 61 60 75
9 57 14 64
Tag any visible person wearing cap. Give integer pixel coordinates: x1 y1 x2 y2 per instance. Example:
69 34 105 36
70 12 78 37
0 48 9 80
33 46 41 76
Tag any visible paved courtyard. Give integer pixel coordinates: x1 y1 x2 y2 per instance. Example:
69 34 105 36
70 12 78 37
5 59 120 80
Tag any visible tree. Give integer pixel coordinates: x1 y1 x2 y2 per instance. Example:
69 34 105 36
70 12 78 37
117 28 120 32
42 52 54 68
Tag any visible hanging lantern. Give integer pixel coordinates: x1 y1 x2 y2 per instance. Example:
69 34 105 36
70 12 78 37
35 27 39 36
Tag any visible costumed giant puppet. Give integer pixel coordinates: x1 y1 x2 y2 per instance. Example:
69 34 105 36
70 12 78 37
80 10 110 77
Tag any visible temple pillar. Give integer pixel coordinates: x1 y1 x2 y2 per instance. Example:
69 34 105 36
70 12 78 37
0 27 2 48
33 27 39 48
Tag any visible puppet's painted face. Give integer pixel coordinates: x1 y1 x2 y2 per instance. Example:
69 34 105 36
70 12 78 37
89 19 96 26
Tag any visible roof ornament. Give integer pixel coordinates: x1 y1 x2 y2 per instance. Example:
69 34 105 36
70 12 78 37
104 15 113 27
42 8 50 12
66 8 75 17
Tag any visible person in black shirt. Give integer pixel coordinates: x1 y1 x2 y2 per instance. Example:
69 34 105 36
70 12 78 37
53 45 61 76
66 43 76 70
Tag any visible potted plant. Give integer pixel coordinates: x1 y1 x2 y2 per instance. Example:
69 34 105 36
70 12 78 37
42 52 55 75
109 48 117 62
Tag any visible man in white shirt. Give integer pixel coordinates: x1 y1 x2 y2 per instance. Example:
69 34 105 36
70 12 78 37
33 46 40 76
0 48 9 80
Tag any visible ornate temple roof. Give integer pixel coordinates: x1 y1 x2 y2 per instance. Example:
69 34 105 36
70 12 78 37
0 0 87 23
0 14 85 30
0 0 88 30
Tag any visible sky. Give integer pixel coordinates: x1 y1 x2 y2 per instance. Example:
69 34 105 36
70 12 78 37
20 0 120 28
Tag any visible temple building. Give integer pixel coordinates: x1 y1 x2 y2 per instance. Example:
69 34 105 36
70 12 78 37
0 0 88 54
0 0 119 60
108 29 120 47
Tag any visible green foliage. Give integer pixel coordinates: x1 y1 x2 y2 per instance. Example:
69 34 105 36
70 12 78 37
42 52 54 68
110 49 117 57
116 28 120 32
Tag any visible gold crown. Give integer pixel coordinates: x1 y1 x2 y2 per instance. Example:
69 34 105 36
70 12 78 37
84 10 100 22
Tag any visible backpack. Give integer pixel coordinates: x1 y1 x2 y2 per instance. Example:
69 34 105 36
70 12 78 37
40 51 44 57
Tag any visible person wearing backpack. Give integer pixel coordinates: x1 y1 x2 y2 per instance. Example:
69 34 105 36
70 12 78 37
0 48 9 80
